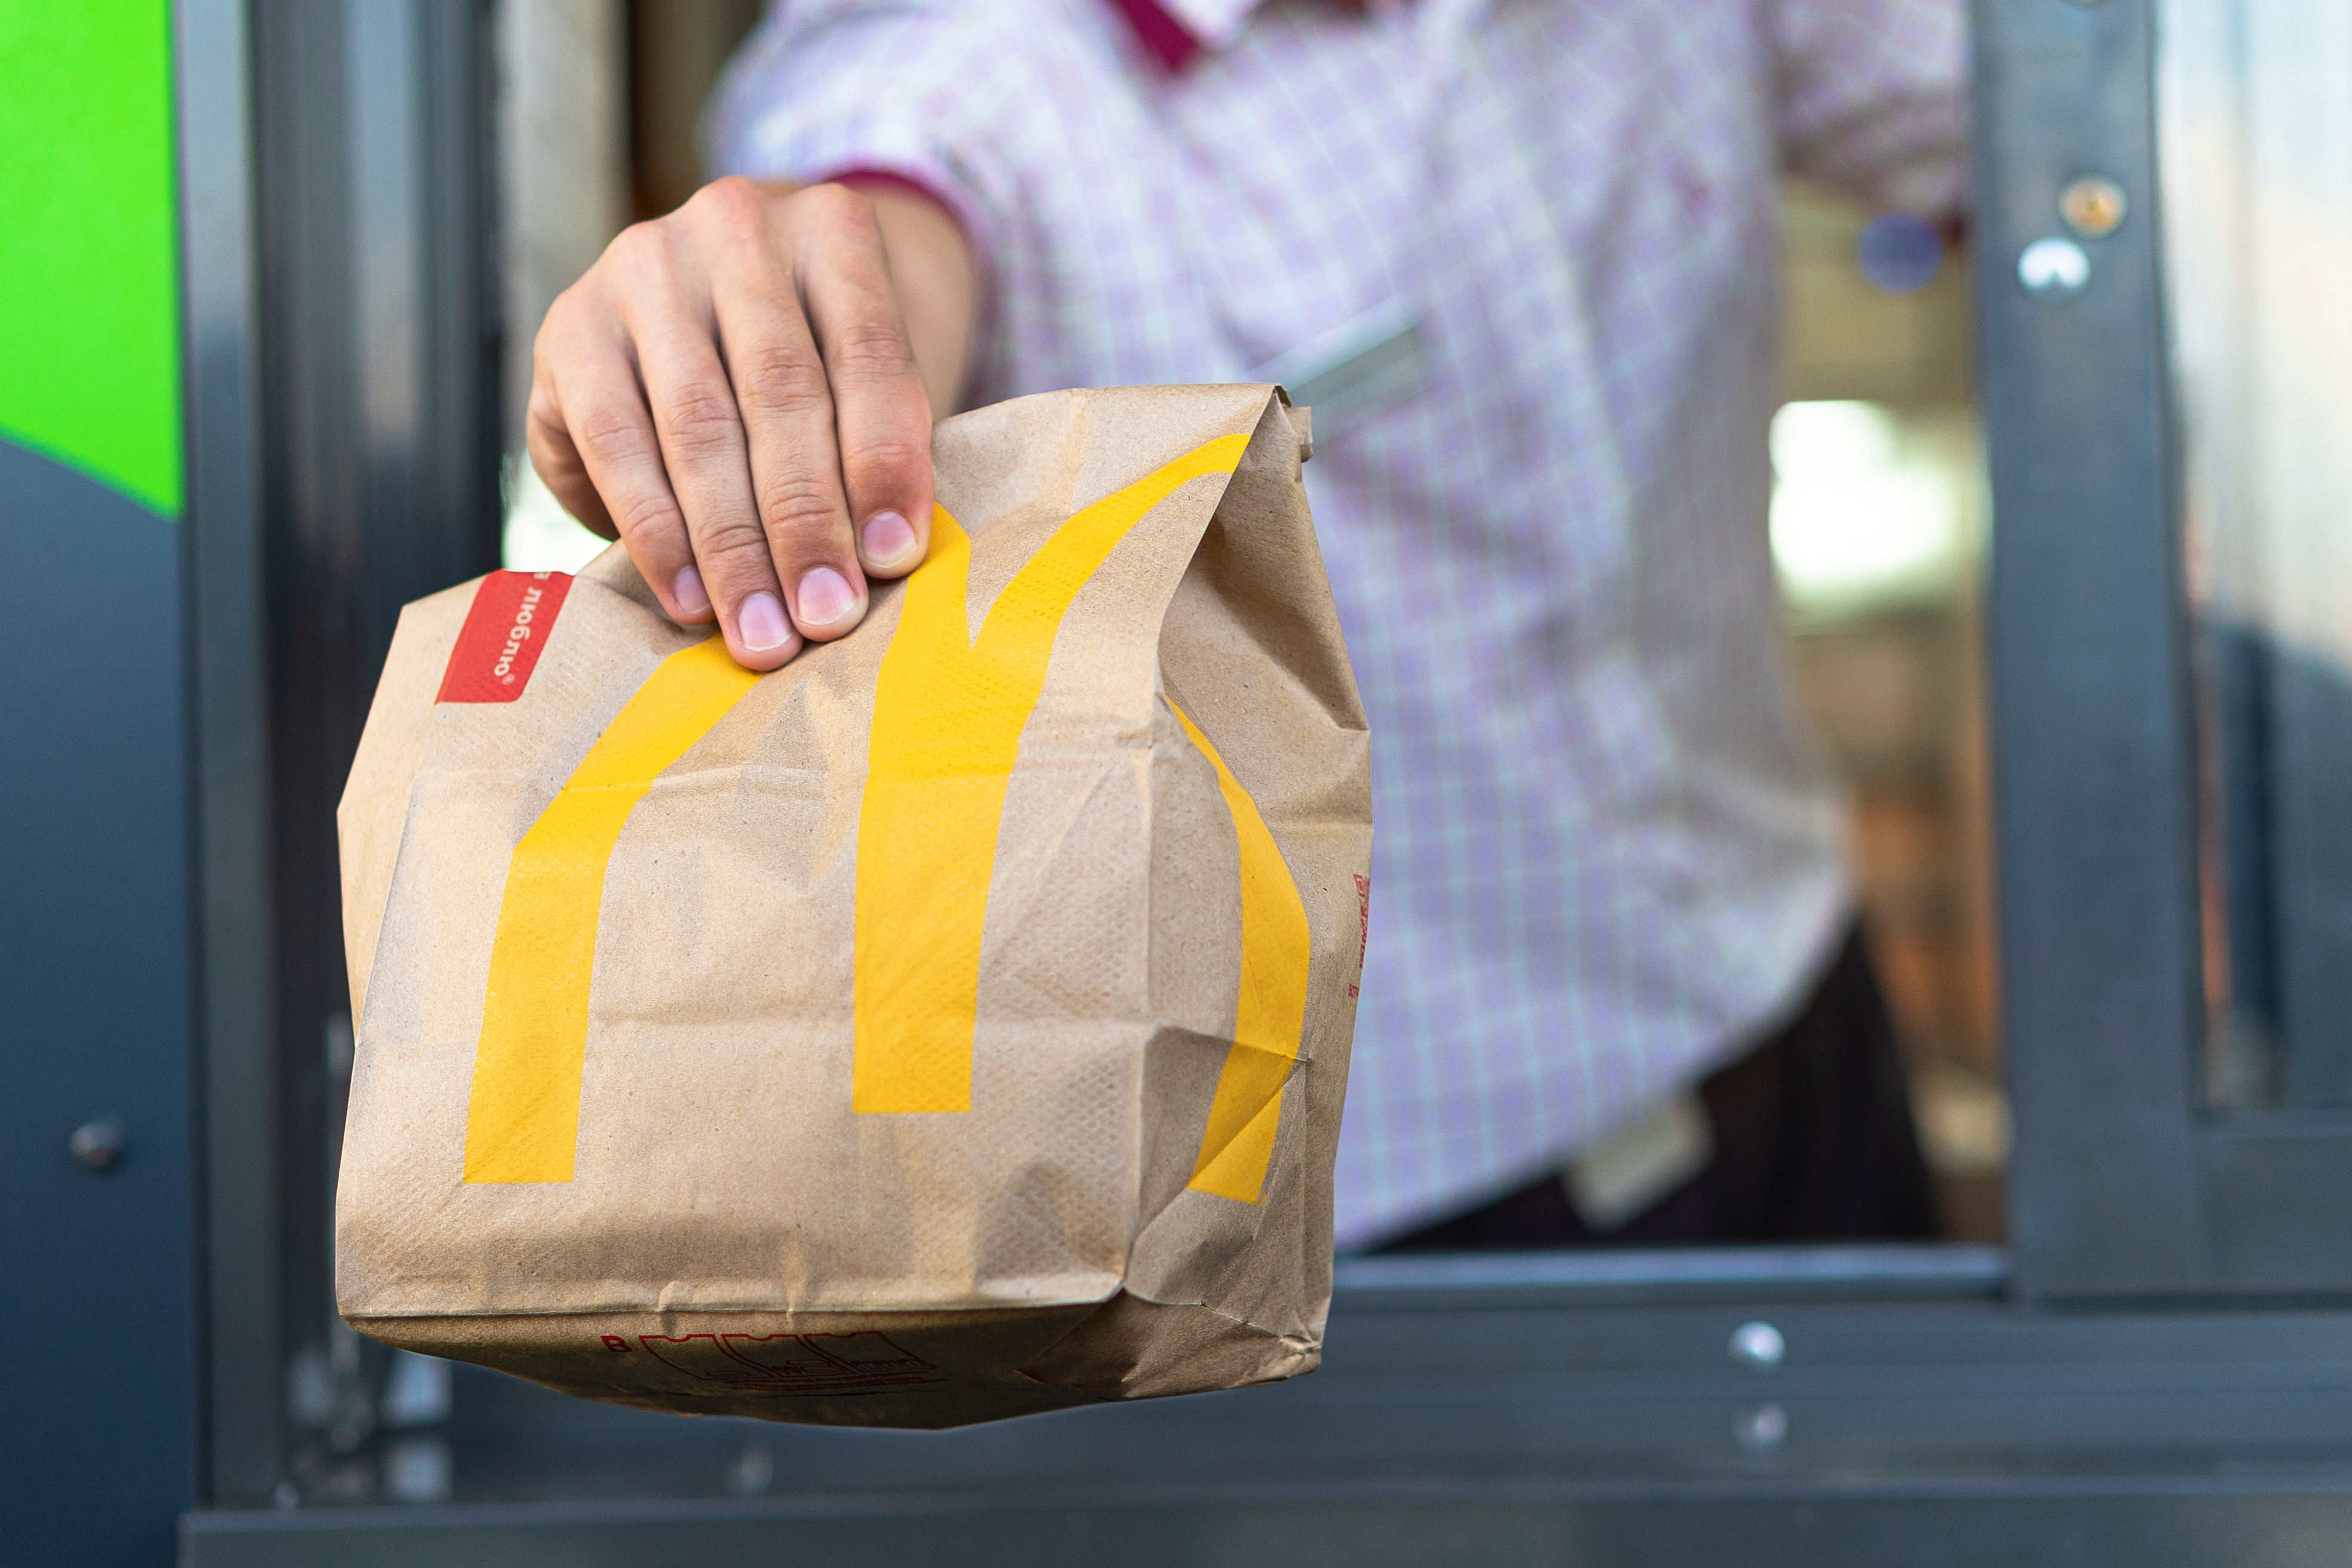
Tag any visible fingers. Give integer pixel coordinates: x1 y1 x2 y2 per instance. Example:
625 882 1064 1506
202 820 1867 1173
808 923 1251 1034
522 176 942 675
620 219 806 672
701 182 871 645
791 184 936 581
524 369 617 541
528 301 714 631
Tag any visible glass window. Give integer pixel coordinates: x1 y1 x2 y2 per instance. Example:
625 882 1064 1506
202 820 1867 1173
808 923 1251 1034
2160 1 2352 1110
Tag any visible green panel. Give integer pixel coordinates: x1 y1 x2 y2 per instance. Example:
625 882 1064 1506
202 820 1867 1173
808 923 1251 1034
0 1 182 517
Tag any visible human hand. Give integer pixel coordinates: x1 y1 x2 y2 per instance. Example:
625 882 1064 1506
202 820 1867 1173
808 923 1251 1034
527 176 975 670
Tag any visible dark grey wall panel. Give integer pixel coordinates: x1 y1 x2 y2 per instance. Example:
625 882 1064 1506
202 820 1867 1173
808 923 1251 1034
0 440 198 1564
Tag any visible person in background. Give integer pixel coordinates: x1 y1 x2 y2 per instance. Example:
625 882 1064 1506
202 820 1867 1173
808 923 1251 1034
526 0 1961 1252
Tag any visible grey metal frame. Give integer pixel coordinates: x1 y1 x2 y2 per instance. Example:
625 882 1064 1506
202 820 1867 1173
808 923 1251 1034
1979 0 2352 1300
152 0 2352 1560
1976 0 2205 1294
180 1493 2352 1568
181 0 282 1511
183 1249 2352 1566
176 0 505 1512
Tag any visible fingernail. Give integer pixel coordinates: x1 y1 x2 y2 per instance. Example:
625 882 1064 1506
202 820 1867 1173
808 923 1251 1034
739 591 794 651
862 510 918 566
672 566 710 617
795 566 858 628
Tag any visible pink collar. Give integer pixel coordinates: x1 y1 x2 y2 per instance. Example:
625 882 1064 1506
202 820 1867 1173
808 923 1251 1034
1105 0 1364 73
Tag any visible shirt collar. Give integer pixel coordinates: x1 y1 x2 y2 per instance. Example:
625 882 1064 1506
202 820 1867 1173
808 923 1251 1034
1105 0 1327 72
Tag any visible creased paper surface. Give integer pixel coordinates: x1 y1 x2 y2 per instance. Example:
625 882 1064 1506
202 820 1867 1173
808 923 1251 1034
336 385 1369 1427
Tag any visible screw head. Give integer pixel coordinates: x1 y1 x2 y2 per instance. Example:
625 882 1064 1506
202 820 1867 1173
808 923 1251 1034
2060 176 2128 239
1729 1320 1786 1371
2019 236 2091 301
69 1117 126 1174
1735 1401 1790 1451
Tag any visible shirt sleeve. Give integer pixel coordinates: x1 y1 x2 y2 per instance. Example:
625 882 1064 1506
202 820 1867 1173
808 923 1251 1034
1767 0 1968 215
702 2 1034 295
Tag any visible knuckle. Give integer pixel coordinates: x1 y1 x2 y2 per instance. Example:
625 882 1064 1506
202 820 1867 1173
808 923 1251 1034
755 471 844 540
525 381 565 436
797 180 875 231
610 495 683 550
576 412 654 467
534 290 598 368
533 293 574 348
689 521 778 580
606 219 665 270
737 342 832 417
659 384 744 454
694 174 761 213
840 433 927 492
598 226 680 300
688 175 768 240
828 326 916 381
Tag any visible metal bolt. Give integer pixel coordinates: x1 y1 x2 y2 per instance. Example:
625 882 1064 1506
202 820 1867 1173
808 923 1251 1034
69 1117 126 1174
1729 1320 1785 1372
2059 176 2128 239
2018 236 2091 301
1735 1402 1790 1451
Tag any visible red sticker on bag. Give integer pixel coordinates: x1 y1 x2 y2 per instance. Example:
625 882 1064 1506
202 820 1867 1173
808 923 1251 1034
436 571 573 703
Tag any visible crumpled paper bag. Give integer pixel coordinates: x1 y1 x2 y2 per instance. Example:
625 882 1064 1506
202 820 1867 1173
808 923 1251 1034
335 384 1373 1428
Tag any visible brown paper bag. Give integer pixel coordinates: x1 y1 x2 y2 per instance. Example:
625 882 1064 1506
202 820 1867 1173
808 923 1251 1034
335 384 1371 1428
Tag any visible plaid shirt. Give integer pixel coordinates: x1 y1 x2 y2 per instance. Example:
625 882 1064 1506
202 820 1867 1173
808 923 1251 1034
710 0 1965 1249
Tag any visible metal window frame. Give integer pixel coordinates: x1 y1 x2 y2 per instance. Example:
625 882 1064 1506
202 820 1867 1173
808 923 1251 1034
1980 0 2352 1301
181 0 283 1516
178 0 504 1511
182 1247 2352 1567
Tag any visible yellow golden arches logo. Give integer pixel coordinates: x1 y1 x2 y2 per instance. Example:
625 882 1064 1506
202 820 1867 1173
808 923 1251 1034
463 431 1309 1203
1166 700 1312 1205
464 636 761 1184
852 434 1251 1113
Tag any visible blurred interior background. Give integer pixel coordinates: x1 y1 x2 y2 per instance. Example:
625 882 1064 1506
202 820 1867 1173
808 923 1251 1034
1777 185 2002 1247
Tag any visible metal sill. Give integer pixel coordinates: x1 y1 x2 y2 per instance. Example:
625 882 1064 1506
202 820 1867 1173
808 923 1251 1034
1331 1243 2009 1310
179 1239 2352 1567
